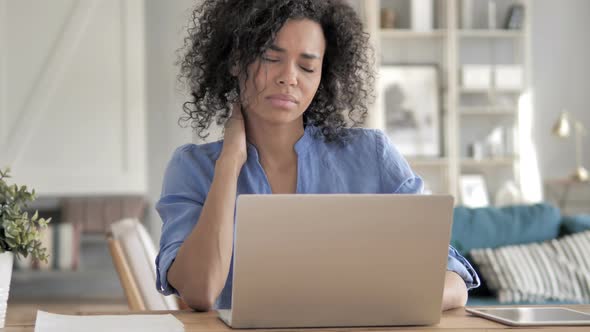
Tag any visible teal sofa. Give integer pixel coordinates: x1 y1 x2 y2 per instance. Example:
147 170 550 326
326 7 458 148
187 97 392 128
450 203 590 306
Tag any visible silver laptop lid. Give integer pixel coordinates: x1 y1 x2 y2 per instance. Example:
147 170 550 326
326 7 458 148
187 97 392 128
230 194 454 328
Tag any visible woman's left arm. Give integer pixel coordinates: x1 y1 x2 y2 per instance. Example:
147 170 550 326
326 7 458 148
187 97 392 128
373 130 481 310
445 246 480 310
442 271 468 311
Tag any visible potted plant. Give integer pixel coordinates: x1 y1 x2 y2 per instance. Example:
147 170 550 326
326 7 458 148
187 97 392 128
0 167 51 328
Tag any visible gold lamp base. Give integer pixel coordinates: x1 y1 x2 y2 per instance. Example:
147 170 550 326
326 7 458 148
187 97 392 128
552 111 588 183
571 167 589 182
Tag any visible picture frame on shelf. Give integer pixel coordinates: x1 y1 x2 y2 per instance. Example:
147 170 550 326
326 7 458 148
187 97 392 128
504 4 524 30
378 65 441 157
459 174 490 207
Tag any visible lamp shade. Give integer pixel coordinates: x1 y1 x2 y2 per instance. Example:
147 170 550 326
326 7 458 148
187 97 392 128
552 111 571 137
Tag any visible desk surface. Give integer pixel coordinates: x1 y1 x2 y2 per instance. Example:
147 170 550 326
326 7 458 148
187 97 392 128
5 305 590 331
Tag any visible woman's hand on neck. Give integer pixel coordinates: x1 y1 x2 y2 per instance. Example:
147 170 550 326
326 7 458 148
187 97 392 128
219 103 248 172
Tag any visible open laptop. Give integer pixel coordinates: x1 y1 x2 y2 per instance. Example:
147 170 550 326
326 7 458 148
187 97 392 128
218 194 455 328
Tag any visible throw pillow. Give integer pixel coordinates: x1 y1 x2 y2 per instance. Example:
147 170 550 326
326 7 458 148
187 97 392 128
451 203 561 256
470 230 590 303
562 214 590 235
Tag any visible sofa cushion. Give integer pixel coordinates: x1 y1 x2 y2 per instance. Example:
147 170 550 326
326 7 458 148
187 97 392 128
451 203 561 256
562 214 590 235
469 230 590 304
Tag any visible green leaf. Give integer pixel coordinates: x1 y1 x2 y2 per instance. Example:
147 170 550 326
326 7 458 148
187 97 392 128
0 168 50 261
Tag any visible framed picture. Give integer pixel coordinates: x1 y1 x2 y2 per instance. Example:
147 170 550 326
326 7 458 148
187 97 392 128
504 4 524 30
378 65 441 157
459 175 490 207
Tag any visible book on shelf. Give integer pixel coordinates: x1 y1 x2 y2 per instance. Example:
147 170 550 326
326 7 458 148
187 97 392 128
38 225 53 270
58 222 75 270
71 221 82 270
505 4 524 30
17 222 81 271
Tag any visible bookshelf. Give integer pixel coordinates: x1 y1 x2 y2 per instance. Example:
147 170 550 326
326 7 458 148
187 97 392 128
11 269 123 301
381 29 447 38
361 0 530 204
10 201 131 301
459 106 517 116
458 29 523 38
11 232 124 301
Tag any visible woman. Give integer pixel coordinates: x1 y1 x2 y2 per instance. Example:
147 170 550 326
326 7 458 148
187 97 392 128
156 0 480 312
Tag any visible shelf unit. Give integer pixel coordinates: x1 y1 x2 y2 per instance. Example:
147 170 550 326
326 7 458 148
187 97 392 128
461 157 517 167
459 87 523 94
458 29 524 38
9 232 123 301
11 269 124 301
459 106 517 116
381 29 447 38
407 157 450 168
362 0 530 203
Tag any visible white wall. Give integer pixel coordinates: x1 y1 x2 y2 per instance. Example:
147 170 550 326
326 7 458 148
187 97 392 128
144 0 196 242
0 0 147 195
531 0 590 179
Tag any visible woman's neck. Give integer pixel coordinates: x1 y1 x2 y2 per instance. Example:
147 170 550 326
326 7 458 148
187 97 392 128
245 118 304 170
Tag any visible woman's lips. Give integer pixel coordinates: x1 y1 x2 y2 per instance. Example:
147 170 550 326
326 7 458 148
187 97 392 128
267 97 297 109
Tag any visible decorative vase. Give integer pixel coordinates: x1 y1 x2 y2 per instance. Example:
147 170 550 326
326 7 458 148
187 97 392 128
495 180 523 207
0 252 14 328
380 8 396 29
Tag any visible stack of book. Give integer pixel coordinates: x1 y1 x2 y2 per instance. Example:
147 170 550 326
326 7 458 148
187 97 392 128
14 222 82 271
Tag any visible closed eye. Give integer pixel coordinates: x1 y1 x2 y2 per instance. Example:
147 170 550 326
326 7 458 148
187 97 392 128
262 56 315 73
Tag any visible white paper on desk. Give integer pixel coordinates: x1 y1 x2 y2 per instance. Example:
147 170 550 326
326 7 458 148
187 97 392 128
34 310 184 332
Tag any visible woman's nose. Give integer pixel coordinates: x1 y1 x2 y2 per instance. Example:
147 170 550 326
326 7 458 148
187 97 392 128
276 63 298 86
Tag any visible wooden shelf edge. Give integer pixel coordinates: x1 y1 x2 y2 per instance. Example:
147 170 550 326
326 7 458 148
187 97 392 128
381 29 446 38
459 29 523 38
460 111 517 116
461 157 518 167
459 87 523 94
407 158 449 167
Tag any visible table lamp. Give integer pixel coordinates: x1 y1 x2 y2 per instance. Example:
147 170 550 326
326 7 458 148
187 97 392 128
552 111 588 182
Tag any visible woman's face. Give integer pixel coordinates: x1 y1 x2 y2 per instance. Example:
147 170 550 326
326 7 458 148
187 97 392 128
238 19 326 126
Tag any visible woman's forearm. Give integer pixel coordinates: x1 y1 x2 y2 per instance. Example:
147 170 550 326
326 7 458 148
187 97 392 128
441 271 468 311
168 157 242 311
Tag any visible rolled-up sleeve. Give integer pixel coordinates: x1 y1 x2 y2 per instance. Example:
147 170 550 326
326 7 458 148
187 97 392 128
447 245 481 290
155 144 211 296
374 130 424 195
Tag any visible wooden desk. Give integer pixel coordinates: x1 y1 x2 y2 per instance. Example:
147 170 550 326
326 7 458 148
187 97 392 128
4 305 590 331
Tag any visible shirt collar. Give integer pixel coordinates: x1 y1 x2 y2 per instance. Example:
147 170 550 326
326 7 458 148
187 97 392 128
246 125 316 158
294 125 315 155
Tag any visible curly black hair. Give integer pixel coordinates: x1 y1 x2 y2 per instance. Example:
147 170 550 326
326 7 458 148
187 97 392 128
178 0 375 143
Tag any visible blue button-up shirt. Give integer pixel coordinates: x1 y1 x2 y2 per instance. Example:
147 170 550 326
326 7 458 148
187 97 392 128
156 125 480 309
